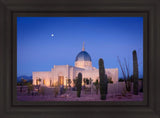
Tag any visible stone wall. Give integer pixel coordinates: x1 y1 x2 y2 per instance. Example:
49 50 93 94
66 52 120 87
105 68 118 83
107 81 143 95
32 64 119 88
32 71 51 86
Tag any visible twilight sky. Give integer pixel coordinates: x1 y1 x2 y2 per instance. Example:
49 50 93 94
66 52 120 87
17 17 143 78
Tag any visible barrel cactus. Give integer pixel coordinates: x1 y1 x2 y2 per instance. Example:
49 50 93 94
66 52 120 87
133 50 139 95
99 58 107 100
77 73 82 97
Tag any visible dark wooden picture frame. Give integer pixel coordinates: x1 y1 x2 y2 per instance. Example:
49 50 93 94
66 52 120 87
0 0 160 118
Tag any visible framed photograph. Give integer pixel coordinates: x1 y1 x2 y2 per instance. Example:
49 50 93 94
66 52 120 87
16 16 144 103
0 0 160 118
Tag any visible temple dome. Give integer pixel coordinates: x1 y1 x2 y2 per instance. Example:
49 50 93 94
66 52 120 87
75 51 91 62
75 42 92 69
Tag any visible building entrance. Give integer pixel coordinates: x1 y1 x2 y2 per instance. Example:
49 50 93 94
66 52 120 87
58 76 64 86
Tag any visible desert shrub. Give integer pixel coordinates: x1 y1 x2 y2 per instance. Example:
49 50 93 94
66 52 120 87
17 83 21 86
119 78 124 82
86 79 89 85
27 84 34 94
93 79 99 94
73 78 78 87
53 87 59 97
60 86 66 95
53 81 59 97
40 86 45 96
66 79 72 87
121 87 127 96
107 77 113 83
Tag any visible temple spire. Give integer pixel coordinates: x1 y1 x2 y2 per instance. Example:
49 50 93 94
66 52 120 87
82 42 85 51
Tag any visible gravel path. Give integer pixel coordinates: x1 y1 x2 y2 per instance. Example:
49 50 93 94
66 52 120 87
17 90 143 101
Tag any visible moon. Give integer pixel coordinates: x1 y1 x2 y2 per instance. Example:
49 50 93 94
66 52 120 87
51 33 54 37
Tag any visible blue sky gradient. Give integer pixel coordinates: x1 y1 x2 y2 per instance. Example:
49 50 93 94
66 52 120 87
17 17 143 78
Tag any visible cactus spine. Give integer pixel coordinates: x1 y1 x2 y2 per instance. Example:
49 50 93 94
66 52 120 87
133 50 139 95
77 73 82 97
99 58 107 100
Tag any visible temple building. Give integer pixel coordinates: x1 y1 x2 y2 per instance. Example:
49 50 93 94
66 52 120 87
32 43 118 87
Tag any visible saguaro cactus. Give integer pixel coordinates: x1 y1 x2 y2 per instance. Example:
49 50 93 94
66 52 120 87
99 58 107 100
133 50 139 95
77 73 82 97
105 74 108 94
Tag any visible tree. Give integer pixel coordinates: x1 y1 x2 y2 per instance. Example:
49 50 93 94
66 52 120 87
20 78 27 93
27 83 33 95
21 78 27 85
